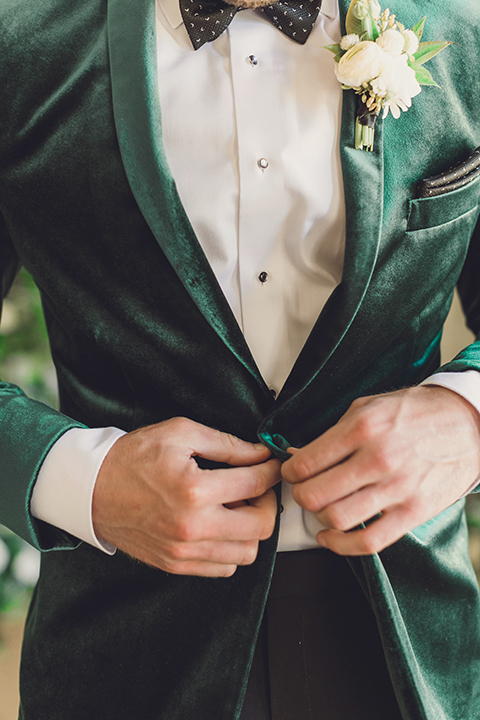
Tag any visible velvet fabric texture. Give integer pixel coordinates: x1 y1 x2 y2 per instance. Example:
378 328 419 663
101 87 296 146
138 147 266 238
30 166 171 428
1 0 480 718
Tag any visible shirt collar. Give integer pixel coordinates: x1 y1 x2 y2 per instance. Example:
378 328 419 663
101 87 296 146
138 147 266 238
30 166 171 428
320 0 337 20
158 0 183 31
158 0 338 31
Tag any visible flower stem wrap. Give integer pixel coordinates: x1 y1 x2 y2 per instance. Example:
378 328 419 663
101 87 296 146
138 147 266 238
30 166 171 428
326 1 451 150
355 97 380 151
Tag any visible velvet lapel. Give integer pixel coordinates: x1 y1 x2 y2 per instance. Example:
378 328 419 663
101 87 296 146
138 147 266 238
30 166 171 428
107 0 267 390
274 0 385 409
107 0 384 412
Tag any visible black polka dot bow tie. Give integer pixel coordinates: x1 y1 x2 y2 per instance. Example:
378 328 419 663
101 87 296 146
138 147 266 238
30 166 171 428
180 0 323 50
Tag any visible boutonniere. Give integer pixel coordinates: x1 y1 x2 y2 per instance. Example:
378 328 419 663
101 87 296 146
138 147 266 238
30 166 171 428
325 0 451 151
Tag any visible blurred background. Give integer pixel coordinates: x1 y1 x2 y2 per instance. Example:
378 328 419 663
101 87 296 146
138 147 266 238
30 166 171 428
0 269 56 720
0 270 479 719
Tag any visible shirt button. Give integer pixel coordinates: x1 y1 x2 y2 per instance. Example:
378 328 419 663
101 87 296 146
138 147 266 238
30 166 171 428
258 271 268 283
257 158 269 169
247 55 258 66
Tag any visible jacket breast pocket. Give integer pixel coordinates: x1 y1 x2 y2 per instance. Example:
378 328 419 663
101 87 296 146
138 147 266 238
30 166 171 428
407 175 480 232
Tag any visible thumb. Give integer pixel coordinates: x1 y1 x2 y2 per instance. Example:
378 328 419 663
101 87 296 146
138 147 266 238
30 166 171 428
189 423 271 467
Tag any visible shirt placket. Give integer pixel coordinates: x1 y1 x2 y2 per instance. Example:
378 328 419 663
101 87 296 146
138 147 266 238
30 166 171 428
228 16 290 394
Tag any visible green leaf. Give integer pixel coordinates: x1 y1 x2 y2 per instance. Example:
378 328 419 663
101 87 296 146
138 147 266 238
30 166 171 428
413 40 451 66
411 17 426 41
363 13 377 42
345 0 362 35
334 51 344 64
323 43 342 54
345 0 375 39
409 62 439 86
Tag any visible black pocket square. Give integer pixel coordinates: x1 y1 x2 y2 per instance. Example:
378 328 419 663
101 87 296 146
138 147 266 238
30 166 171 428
417 146 480 198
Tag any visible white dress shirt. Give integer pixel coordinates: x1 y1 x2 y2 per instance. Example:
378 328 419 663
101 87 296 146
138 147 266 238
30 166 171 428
31 0 480 554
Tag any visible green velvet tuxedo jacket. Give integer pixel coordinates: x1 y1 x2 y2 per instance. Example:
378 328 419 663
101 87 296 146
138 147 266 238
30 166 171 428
2 0 480 717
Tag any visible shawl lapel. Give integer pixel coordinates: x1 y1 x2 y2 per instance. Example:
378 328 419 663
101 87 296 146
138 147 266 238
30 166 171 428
274 0 385 409
278 87 385 406
107 0 267 390
258 0 385 453
107 0 384 412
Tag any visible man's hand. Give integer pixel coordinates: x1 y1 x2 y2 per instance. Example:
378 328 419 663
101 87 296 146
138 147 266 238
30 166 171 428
92 418 280 576
282 386 480 556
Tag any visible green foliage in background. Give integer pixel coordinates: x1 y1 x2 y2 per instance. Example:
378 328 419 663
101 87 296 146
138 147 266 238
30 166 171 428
0 268 57 408
0 530 40 615
0 268 54 614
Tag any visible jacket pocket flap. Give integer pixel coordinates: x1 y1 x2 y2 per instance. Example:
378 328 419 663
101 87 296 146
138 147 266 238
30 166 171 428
407 176 480 231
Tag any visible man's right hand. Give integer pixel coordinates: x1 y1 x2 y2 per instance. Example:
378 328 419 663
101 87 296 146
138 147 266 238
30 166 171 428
92 418 280 577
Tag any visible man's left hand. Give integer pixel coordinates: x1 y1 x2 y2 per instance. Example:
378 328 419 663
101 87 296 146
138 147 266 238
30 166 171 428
281 386 480 556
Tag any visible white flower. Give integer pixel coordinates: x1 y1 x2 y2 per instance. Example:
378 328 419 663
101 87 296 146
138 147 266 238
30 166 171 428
12 546 40 586
402 29 419 57
335 41 386 88
352 0 380 19
340 34 360 51
352 0 371 19
0 538 9 575
376 28 405 56
370 53 421 118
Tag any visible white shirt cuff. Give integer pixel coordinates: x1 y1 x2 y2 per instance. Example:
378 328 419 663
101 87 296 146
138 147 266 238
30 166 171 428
421 370 480 495
30 427 126 554
421 370 480 417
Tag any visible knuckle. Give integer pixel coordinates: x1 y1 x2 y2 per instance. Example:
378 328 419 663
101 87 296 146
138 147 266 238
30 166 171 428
402 498 423 524
291 456 316 481
161 558 185 575
372 446 395 474
325 505 351 532
251 472 266 499
170 516 197 543
367 487 384 512
259 511 276 540
349 396 366 411
221 431 239 452
172 560 197 576
252 466 276 498
168 416 192 435
295 486 320 513
240 542 259 566
354 414 375 443
216 431 243 467
218 565 238 578
167 542 191 561
179 478 204 508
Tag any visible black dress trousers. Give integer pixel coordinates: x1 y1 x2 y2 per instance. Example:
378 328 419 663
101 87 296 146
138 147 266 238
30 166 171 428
239 549 403 720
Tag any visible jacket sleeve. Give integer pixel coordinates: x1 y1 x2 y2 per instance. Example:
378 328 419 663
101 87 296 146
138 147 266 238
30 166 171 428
435 213 480 375
0 212 87 551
